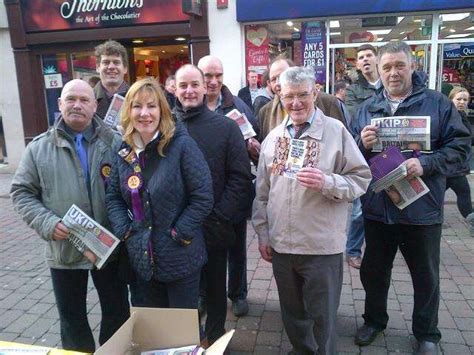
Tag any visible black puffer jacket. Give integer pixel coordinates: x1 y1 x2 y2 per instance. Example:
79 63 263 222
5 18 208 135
106 123 214 282
174 100 252 225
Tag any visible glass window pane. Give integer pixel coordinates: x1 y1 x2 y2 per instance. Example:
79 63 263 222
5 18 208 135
41 54 69 126
439 12 474 40
72 51 98 85
329 15 432 44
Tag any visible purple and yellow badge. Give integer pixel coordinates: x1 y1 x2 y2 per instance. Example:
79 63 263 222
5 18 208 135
100 163 111 182
126 173 144 221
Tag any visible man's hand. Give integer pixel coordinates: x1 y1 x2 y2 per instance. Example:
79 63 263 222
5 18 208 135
405 158 423 178
296 167 325 191
259 243 273 262
83 250 97 264
52 222 69 241
361 125 378 150
247 138 261 163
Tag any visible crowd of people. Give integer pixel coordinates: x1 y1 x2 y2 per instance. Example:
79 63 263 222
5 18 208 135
9 38 471 355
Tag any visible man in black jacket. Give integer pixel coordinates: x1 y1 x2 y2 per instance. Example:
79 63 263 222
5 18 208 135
198 55 259 317
174 64 252 346
238 70 260 110
93 40 129 120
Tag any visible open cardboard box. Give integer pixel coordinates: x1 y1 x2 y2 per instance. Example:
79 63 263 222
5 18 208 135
95 307 234 355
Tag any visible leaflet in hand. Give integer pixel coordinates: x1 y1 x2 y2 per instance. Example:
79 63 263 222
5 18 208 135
225 109 257 140
370 161 429 210
103 93 125 128
370 116 430 152
62 204 120 269
271 137 320 179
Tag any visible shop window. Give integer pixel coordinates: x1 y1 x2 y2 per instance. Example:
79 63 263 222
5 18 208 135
72 51 99 85
133 45 189 84
438 12 474 40
41 53 69 126
329 15 432 45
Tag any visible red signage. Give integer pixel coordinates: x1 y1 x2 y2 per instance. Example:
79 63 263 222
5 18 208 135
20 0 189 33
245 25 270 76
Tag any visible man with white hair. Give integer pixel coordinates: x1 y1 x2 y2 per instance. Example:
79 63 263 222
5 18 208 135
253 66 371 354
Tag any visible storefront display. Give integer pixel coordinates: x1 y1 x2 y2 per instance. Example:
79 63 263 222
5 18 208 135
5 0 208 142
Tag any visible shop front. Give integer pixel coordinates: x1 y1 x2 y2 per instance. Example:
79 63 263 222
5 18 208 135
236 0 473 116
5 0 210 142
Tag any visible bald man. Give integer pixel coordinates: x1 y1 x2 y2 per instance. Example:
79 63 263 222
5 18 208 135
11 79 129 353
197 56 259 317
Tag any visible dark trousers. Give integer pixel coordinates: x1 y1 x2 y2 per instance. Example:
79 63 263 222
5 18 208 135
50 261 130 353
227 220 248 301
446 175 472 218
272 251 343 355
203 247 228 343
360 219 442 343
137 270 201 309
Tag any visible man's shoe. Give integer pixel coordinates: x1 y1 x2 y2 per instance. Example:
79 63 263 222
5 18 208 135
355 324 382 346
232 299 249 317
415 341 438 355
347 255 362 269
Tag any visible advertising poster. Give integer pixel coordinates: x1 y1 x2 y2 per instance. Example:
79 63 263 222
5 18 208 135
301 21 326 85
245 25 270 76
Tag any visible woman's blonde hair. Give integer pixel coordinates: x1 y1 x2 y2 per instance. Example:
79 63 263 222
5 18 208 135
448 86 470 101
121 78 175 157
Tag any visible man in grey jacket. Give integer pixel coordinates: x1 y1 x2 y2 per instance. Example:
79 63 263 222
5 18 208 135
10 79 129 353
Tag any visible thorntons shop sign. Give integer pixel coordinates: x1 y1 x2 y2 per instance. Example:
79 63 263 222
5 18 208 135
20 0 189 32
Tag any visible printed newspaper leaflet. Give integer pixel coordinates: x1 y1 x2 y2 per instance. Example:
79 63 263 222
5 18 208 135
103 93 125 128
225 109 257 140
284 139 308 179
371 163 430 210
141 345 202 354
371 116 430 152
62 204 120 269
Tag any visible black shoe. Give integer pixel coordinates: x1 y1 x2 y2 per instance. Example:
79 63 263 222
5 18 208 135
355 324 382 346
198 297 207 316
415 341 438 355
232 299 249 317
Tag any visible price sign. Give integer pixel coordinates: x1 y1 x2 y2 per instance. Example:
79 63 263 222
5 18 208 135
44 73 63 89
301 21 326 85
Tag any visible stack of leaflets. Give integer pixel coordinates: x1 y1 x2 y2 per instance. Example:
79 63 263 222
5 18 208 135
62 204 121 269
225 109 257 140
369 147 429 210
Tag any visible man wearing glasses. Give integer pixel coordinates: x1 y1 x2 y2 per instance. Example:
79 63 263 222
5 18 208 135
257 58 345 141
252 66 371 354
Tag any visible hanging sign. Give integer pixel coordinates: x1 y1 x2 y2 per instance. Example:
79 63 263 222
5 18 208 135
301 21 326 85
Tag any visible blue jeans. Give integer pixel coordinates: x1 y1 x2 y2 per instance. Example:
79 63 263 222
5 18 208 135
227 220 248 301
50 261 130 353
346 198 365 257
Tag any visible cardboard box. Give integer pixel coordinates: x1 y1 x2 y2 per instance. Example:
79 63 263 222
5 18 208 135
95 307 234 355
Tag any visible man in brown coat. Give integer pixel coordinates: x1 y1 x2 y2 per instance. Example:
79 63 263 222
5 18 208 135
258 58 345 140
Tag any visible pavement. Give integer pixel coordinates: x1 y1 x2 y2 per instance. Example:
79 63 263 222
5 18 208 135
0 172 473 354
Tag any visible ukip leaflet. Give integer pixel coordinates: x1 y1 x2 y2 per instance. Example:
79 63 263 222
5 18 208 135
103 93 125 128
271 137 320 179
371 116 430 152
62 204 120 269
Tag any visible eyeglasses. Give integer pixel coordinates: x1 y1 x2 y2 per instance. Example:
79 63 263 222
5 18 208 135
280 92 313 104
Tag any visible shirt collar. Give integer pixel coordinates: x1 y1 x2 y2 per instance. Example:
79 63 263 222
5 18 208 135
63 121 95 142
383 87 413 104
132 130 160 156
